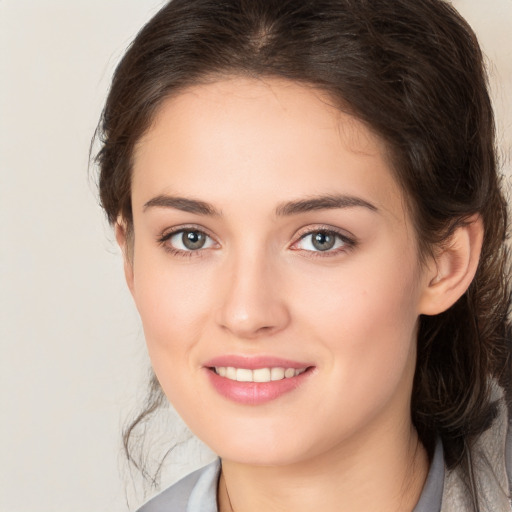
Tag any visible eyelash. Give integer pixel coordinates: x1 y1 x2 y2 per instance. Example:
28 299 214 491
156 225 356 259
290 226 356 258
157 225 217 258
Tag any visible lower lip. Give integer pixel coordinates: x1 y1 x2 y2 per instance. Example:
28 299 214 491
205 367 313 405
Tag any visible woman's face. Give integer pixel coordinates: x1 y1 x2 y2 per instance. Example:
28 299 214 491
125 77 433 466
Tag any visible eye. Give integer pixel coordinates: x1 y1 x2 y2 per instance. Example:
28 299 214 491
293 229 354 253
159 228 216 253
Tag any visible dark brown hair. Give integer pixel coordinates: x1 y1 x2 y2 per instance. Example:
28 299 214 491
94 0 511 501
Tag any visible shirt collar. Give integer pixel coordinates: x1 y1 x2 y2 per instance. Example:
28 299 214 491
413 439 445 512
186 439 445 512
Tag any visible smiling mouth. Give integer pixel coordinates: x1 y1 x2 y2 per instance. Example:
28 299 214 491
211 366 309 383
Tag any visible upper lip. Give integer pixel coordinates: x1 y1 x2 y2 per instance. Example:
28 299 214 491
203 355 313 370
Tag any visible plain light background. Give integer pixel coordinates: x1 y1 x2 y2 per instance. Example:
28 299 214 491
0 1 510 511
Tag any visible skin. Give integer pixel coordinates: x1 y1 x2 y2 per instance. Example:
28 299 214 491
118 77 483 512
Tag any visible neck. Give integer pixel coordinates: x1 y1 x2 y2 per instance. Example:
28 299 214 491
218 425 429 512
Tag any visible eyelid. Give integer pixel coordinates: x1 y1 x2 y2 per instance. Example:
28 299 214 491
157 224 219 255
290 224 357 254
293 223 355 240
156 223 355 257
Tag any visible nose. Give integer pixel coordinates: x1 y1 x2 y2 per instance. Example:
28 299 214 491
215 251 291 339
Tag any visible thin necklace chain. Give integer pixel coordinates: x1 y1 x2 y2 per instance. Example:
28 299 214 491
222 471 235 512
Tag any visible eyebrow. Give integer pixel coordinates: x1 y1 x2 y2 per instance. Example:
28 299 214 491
275 194 378 216
143 195 221 216
143 193 378 216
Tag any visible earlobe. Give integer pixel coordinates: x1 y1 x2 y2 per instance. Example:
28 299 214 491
418 215 483 316
115 219 135 295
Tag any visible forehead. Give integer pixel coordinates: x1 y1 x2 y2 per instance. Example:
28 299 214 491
132 77 405 221
135 77 387 162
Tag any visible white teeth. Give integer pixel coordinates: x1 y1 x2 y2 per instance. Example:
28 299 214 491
253 368 271 382
284 368 295 378
236 368 253 382
214 366 307 382
270 367 285 381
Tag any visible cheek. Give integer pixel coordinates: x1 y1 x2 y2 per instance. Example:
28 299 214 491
289 248 421 400
292 247 419 338
131 249 214 365
132 263 215 421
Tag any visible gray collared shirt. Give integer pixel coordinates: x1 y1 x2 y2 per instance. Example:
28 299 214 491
138 440 445 512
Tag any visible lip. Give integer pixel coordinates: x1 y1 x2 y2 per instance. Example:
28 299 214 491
203 355 315 405
204 355 312 370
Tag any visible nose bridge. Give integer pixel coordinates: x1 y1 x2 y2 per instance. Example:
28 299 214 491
216 241 289 338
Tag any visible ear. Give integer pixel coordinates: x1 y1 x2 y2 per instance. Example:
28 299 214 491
115 218 135 295
418 215 483 316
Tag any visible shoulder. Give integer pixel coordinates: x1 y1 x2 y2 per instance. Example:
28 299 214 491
136 459 221 512
442 385 512 511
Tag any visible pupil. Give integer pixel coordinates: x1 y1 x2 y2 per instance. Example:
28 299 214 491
183 231 205 250
312 232 335 251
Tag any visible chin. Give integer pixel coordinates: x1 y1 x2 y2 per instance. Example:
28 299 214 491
207 430 317 467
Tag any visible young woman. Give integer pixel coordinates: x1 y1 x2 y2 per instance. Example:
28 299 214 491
94 0 511 510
